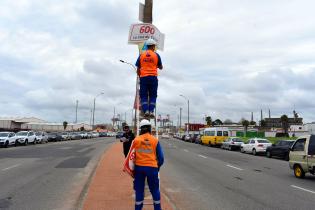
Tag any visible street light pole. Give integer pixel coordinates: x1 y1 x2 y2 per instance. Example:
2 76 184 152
75 100 78 123
92 92 104 129
180 95 190 134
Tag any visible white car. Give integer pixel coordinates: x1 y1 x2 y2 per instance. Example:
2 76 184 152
92 132 99 138
161 133 170 139
16 131 37 145
240 138 272 155
35 131 48 144
0 132 17 147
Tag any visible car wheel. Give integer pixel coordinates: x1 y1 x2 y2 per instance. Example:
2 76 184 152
240 147 245 153
266 151 272 158
294 165 305 178
284 153 289 161
228 146 232 151
5 141 9 148
252 149 257 156
25 140 28 146
15 140 18 146
33 139 37 145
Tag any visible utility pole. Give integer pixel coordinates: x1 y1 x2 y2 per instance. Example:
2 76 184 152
269 109 271 118
180 107 182 131
143 0 153 23
75 100 78 123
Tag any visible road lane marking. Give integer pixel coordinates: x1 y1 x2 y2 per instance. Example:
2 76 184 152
226 164 243 171
2 164 21 171
183 149 189 152
198 154 207 159
291 185 315 194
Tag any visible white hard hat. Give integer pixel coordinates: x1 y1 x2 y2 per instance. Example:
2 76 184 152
145 38 157 46
140 119 151 128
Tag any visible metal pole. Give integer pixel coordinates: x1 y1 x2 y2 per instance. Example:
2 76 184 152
180 107 182 131
92 98 96 128
188 99 190 134
75 100 78 123
113 106 116 130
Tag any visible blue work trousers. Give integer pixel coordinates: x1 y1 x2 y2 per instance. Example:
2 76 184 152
139 76 158 113
134 166 161 210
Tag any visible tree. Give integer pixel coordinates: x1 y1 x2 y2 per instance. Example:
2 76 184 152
241 119 250 137
250 120 256 126
280 114 289 135
260 119 266 128
213 119 223 126
205 116 212 126
80 126 85 131
63 121 68 130
224 119 233 125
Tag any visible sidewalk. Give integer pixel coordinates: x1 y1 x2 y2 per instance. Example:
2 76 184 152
82 142 174 210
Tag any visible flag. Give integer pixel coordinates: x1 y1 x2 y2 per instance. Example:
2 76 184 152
123 141 136 178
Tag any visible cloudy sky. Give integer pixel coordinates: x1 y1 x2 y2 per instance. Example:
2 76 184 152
1 0 315 125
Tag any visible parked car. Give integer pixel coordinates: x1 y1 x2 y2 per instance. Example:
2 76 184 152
289 135 315 178
240 138 272 155
266 140 295 160
87 132 93 139
61 132 70 140
92 132 100 138
195 135 202 144
16 131 37 145
161 133 170 139
99 132 108 137
116 131 124 139
181 135 186 141
71 132 82 140
47 132 62 142
0 132 17 147
79 132 88 139
221 137 243 151
35 131 48 144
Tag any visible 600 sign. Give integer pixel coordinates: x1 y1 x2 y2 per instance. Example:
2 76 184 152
139 25 155 34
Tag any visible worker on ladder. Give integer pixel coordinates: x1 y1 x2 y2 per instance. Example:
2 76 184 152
133 119 164 210
135 38 163 119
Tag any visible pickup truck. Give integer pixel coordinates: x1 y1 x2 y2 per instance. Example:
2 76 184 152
289 135 315 178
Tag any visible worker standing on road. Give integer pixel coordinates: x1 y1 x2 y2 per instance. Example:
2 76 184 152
133 119 164 210
120 125 135 157
135 38 163 118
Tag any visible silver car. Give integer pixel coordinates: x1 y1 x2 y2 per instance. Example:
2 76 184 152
221 137 243 151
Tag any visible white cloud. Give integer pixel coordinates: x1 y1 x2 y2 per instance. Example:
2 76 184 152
1 0 315 125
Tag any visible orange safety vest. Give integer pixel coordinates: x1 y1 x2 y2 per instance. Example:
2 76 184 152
134 133 158 168
139 50 159 77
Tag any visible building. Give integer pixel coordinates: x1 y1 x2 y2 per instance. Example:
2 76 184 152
0 117 92 132
264 117 303 128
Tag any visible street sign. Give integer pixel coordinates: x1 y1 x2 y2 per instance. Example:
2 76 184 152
128 23 165 51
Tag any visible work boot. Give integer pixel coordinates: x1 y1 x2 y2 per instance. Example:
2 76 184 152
144 111 150 118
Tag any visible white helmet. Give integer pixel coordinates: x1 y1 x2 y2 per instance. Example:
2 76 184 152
140 119 151 128
145 38 157 46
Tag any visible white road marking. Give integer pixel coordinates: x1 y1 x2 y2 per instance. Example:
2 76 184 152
291 185 315 194
183 149 189 152
198 154 207 159
2 164 21 171
226 164 243 171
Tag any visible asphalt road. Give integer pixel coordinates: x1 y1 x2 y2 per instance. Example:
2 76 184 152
0 137 116 210
160 138 315 210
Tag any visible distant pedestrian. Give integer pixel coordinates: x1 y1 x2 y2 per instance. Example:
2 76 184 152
120 125 135 157
133 119 164 210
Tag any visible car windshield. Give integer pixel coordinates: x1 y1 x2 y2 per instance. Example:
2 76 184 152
257 140 270 143
16 132 28 136
283 141 295 146
233 139 243 142
0 132 9 137
35 132 42 136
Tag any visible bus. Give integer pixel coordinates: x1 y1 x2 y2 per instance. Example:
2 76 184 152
201 127 229 146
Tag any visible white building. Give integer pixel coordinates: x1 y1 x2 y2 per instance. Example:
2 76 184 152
0 117 92 132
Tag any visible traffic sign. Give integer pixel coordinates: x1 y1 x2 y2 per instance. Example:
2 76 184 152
128 23 165 51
